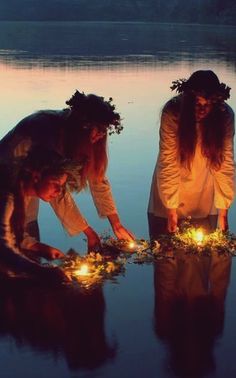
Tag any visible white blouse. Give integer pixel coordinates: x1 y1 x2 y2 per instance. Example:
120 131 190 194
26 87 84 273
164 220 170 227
148 97 235 219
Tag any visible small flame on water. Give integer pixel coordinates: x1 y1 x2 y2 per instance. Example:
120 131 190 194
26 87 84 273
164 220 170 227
129 241 135 249
75 264 90 276
193 229 204 244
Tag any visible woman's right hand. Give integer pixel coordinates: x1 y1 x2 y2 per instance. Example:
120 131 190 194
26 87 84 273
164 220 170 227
167 209 178 233
83 226 102 252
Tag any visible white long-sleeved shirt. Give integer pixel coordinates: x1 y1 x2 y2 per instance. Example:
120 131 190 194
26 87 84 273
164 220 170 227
0 110 117 240
148 97 235 218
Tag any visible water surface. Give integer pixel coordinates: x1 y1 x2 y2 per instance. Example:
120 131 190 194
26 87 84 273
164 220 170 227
0 21 236 378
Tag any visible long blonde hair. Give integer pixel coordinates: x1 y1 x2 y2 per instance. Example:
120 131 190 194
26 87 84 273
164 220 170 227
63 91 122 188
63 122 108 188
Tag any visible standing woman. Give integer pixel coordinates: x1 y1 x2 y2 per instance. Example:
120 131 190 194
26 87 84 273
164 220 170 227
0 91 134 250
148 70 235 238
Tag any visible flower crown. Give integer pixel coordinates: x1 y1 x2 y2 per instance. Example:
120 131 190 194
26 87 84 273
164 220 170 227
170 78 231 102
66 90 123 135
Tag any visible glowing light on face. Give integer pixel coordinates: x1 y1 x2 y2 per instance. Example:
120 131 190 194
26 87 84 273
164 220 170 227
74 264 89 276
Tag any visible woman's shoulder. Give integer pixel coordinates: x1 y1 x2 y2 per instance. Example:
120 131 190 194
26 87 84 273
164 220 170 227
5 109 69 143
162 95 182 115
221 102 234 118
18 109 69 126
219 103 235 134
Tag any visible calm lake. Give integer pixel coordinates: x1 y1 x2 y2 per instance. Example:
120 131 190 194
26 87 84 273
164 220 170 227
0 21 236 378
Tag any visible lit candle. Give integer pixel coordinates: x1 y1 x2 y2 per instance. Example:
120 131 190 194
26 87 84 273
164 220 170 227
74 264 90 276
193 229 204 245
128 241 136 249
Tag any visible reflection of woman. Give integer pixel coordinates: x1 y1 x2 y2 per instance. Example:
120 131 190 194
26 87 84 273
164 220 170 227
0 148 80 281
148 70 235 238
0 281 116 371
154 251 231 377
0 91 134 250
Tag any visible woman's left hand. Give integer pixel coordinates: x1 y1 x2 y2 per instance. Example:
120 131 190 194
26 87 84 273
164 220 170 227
113 223 135 241
108 213 135 241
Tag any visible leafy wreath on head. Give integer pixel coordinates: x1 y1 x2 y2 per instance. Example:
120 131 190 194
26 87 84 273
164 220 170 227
170 78 231 102
66 90 123 135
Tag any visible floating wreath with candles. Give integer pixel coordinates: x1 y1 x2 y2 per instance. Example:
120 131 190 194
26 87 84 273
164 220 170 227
60 249 126 289
101 220 236 259
170 225 236 256
57 220 236 288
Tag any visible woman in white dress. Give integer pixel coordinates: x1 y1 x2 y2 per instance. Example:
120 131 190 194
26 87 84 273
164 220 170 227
148 70 235 238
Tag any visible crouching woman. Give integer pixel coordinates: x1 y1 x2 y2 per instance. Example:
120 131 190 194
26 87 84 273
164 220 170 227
0 148 80 282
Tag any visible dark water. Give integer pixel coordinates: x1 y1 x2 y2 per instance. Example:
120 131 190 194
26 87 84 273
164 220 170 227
0 21 236 378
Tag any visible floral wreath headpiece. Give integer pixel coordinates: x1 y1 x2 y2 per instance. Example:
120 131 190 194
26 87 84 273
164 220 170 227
170 78 231 102
66 90 123 135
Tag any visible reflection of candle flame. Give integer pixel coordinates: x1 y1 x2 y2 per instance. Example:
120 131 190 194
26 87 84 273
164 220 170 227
75 264 89 276
193 229 204 244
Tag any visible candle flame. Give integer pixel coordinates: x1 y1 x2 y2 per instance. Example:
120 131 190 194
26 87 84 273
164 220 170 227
192 229 204 244
75 264 90 276
129 241 135 249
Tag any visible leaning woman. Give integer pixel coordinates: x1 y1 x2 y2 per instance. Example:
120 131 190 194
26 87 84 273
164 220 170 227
0 91 134 250
148 70 235 238
0 148 80 281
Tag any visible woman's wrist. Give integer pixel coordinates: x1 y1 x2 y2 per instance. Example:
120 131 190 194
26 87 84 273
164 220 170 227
83 225 96 237
107 213 122 230
218 209 228 217
167 208 177 216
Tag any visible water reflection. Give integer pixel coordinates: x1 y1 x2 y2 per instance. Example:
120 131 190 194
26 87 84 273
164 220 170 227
0 280 116 371
154 251 231 377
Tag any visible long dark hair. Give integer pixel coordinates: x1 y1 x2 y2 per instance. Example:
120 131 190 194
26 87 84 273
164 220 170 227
178 94 227 170
171 70 231 170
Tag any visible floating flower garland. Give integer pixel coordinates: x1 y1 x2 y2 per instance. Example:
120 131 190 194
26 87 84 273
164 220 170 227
101 221 236 259
58 221 236 288
157 219 236 256
60 249 126 289
172 227 236 256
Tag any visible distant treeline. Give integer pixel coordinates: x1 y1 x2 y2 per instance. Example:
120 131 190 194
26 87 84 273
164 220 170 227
0 0 236 25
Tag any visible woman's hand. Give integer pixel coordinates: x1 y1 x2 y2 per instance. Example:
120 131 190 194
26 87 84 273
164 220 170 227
46 248 65 260
112 223 135 241
108 214 135 241
83 226 102 252
30 242 65 260
218 209 228 231
167 209 178 233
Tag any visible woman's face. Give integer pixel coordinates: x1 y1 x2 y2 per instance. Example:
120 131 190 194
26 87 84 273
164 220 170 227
90 126 107 144
195 96 213 122
34 174 68 202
